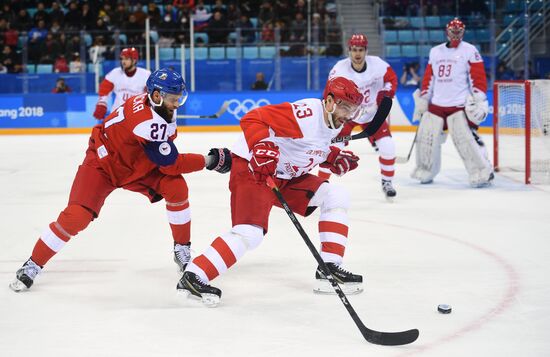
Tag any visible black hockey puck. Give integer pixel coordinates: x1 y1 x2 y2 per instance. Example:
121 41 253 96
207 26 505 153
437 304 452 314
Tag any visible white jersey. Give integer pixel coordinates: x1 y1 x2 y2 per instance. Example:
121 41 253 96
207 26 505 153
422 41 486 107
232 98 342 180
101 67 151 110
329 56 397 124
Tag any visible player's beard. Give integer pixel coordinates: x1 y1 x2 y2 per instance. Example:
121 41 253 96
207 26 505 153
154 105 174 122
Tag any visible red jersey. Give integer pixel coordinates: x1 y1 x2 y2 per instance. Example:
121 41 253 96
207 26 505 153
90 93 204 186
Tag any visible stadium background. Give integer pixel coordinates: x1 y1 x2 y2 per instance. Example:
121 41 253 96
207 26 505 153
0 0 548 133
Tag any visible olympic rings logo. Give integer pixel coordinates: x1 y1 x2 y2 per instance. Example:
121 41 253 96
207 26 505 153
226 98 271 120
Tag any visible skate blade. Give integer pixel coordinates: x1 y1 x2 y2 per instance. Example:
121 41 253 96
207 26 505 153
9 279 29 292
177 289 220 308
313 280 363 295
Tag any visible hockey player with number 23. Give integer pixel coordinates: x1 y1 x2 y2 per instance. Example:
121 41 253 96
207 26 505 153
411 18 493 187
177 77 365 307
9 68 232 292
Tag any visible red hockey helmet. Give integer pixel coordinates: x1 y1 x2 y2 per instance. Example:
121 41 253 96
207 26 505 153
446 18 465 47
323 77 363 107
120 47 139 61
348 33 368 49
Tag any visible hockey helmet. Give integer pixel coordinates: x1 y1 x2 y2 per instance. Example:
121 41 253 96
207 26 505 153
120 47 139 61
347 33 368 49
323 77 363 107
146 68 188 107
446 18 465 48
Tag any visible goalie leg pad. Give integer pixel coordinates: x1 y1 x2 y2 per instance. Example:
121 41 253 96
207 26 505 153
447 111 493 187
411 111 445 183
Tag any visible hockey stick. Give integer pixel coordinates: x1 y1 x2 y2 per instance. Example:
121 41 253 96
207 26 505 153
331 96 393 144
176 101 229 119
395 124 419 164
266 176 419 346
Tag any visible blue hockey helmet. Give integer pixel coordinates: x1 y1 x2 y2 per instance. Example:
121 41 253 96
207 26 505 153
146 68 188 107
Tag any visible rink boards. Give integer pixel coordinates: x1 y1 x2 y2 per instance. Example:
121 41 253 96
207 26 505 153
0 88 496 134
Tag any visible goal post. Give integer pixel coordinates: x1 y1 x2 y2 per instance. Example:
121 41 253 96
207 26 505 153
493 80 550 184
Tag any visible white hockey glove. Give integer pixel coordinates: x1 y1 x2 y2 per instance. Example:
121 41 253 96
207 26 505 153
464 92 489 125
412 89 428 122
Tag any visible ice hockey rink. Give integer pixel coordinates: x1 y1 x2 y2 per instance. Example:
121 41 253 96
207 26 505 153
1 131 549 357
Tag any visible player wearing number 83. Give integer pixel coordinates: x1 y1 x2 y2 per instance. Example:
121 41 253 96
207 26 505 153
178 77 366 307
411 18 493 187
9 68 232 293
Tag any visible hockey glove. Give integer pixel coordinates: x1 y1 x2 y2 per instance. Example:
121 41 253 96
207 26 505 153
93 103 108 120
248 141 280 182
412 89 428 122
465 93 489 125
320 146 360 177
205 148 232 173
376 90 392 106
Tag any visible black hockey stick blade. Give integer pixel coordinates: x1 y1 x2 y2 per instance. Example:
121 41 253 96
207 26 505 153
332 96 393 144
266 177 419 346
361 326 420 346
176 101 229 119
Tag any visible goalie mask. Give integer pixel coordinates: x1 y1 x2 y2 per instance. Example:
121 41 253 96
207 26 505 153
146 68 188 108
446 18 465 48
323 77 364 129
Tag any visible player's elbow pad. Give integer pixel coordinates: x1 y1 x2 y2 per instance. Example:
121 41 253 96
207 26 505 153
144 141 179 166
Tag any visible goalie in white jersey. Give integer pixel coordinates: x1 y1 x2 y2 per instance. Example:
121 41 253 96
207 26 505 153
93 47 151 121
176 77 366 306
411 18 493 187
322 33 399 200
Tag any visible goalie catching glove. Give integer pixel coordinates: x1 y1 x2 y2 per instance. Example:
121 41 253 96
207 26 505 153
205 148 232 173
465 91 489 125
320 146 360 176
248 141 280 182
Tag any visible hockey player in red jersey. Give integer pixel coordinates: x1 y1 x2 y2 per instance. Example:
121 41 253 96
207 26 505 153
177 77 365 307
411 18 493 187
93 47 151 121
322 33 399 200
9 68 232 292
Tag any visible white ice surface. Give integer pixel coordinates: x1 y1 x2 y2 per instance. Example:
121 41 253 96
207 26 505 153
0 132 549 357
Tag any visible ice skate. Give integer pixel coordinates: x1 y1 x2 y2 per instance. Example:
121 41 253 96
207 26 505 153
9 258 42 292
177 271 221 307
381 179 397 201
173 242 191 273
314 263 363 295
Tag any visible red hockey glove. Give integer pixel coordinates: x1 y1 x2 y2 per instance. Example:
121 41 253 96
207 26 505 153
320 146 359 176
248 141 280 182
93 103 107 120
376 90 392 106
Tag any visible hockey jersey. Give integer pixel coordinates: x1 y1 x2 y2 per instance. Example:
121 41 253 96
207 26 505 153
98 67 151 111
421 41 487 107
232 98 342 180
90 93 204 187
329 56 397 124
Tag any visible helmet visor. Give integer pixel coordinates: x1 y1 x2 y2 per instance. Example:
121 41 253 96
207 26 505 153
335 100 362 121
161 91 188 107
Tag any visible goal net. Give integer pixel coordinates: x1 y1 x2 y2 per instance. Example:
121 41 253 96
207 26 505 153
493 80 550 184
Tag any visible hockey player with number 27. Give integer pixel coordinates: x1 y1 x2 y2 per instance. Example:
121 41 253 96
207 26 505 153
322 33 399 200
177 77 365 307
411 18 493 187
93 47 151 121
9 68 232 292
